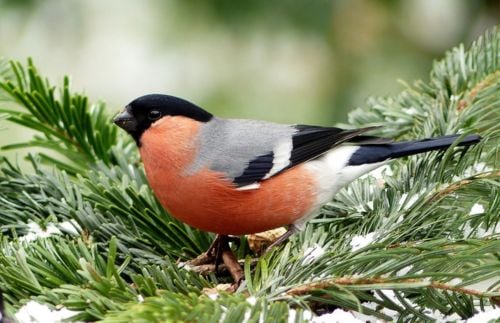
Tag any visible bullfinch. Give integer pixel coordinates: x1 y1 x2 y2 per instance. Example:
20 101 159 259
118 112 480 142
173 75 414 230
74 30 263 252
114 94 481 253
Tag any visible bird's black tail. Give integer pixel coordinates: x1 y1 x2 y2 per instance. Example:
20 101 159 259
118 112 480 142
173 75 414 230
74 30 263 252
348 134 481 166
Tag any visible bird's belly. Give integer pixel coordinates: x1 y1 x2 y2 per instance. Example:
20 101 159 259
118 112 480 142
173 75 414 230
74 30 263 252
146 165 318 235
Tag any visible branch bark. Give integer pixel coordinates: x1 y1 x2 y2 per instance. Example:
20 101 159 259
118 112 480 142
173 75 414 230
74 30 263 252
287 277 497 298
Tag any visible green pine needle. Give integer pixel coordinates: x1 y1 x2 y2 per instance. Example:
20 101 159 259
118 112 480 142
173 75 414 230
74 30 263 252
0 27 498 322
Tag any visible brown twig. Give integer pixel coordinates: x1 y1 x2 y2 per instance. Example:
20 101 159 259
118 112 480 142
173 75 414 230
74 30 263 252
429 171 500 202
430 179 473 202
457 70 500 111
288 277 390 296
287 277 497 298
429 282 488 297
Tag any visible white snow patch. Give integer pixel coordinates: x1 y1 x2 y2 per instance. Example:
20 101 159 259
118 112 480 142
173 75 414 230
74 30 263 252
363 301 399 320
354 205 365 213
364 295 499 323
20 220 82 242
351 310 381 322
462 220 499 239
396 265 413 277
424 309 462 322
288 309 313 323
219 305 227 322
422 277 432 284
398 193 408 207
303 309 313 320
402 107 419 115
469 203 484 215
15 301 77 323
373 290 479 322
449 278 462 286
243 310 251 323
398 192 421 209
287 309 297 323
246 296 257 306
207 293 219 301
19 222 62 242
453 162 492 182
476 224 499 238
350 232 377 251
312 309 363 323
466 308 500 323
462 221 474 238
407 194 420 208
302 244 326 265
462 277 500 293
377 289 419 309
241 309 264 323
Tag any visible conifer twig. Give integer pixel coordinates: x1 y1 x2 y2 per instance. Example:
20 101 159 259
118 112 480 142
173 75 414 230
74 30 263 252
429 170 500 202
457 70 500 111
287 277 498 298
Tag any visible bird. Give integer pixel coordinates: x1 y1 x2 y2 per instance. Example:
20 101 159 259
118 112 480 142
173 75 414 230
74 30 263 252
113 94 481 263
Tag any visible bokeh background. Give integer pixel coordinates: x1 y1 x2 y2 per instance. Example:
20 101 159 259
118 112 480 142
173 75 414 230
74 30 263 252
1 0 498 128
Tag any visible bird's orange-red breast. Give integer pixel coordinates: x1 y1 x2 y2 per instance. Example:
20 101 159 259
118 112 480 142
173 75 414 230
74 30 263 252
139 115 317 235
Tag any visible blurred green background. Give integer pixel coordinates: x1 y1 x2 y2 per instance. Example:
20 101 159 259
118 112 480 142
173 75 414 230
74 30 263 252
0 0 498 128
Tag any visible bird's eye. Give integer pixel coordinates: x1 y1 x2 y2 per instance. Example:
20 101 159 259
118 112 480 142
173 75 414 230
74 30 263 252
148 110 162 121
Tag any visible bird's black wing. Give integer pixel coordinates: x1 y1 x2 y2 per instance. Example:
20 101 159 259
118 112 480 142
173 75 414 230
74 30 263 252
233 125 389 187
288 125 389 166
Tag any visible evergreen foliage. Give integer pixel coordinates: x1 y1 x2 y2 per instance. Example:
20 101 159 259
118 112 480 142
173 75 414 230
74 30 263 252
0 28 498 322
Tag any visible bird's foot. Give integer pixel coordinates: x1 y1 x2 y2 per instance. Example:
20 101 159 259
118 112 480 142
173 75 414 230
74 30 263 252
186 234 244 288
187 250 216 267
187 234 230 266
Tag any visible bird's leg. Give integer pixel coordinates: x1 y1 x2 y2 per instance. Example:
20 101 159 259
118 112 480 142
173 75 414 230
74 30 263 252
188 234 240 267
206 234 224 257
211 236 244 281
221 246 244 286
203 235 240 256
212 235 227 273
264 224 297 254
187 234 244 287
188 234 225 266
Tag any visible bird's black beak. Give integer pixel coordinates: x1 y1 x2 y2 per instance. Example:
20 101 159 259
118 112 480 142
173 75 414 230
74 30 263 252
113 108 137 132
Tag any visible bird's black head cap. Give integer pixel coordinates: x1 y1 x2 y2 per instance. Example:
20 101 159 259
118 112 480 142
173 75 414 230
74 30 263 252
114 94 213 145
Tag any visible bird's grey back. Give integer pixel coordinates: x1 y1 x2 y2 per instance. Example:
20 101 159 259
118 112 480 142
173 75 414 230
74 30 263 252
187 117 295 179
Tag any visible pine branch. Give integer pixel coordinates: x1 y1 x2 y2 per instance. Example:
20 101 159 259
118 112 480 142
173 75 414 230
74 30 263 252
342 27 500 140
0 155 211 259
287 277 499 304
0 235 210 321
0 59 123 171
0 27 498 322
101 291 296 323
